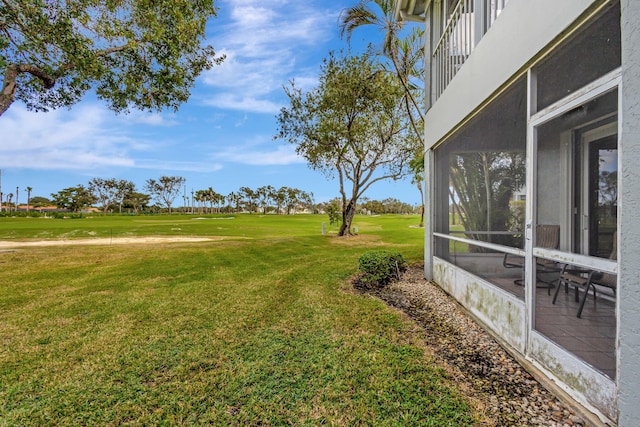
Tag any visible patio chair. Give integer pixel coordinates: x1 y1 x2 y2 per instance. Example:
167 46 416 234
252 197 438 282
552 233 617 318
503 224 560 287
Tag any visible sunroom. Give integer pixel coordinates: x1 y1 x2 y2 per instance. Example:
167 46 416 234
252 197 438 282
396 0 640 424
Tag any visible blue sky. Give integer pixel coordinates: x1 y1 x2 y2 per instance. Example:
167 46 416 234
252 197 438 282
0 0 421 207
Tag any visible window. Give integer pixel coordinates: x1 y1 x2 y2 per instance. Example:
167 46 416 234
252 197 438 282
534 2 620 112
530 2 620 379
434 76 527 297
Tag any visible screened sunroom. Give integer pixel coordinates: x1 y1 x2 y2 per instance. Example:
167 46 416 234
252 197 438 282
433 2 620 380
396 0 640 423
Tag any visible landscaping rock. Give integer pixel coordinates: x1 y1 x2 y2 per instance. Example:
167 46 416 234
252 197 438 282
358 265 591 427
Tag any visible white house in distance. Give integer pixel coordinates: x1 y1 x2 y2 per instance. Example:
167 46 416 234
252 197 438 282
395 0 639 425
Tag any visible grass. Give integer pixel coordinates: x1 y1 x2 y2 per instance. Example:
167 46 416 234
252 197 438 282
0 214 477 425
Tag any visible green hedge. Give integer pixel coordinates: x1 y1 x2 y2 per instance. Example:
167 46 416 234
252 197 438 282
356 250 406 289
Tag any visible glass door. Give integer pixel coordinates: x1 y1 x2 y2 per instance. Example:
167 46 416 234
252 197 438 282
575 121 618 258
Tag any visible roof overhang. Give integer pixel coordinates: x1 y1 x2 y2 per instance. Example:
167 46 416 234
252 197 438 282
394 0 428 23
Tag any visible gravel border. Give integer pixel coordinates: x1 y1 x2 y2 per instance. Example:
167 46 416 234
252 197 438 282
358 265 593 427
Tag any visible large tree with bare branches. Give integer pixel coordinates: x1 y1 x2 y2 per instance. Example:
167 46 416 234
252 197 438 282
0 0 224 117
276 52 413 236
340 0 426 223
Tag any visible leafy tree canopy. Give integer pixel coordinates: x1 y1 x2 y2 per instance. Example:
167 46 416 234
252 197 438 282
28 196 52 207
145 175 185 214
88 177 134 213
0 0 224 117
276 51 413 236
50 185 95 212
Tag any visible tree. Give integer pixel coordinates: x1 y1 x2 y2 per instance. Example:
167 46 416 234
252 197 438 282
599 170 617 207
361 198 384 214
51 185 95 212
122 191 150 214
212 190 225 213
276 52 413 235
88 178 117 213
227 192 241 213
204 187 223 213
449 152 525 247
340 0 424 137
326 199 341 226
282 186 300 215
340 1 426 222
194 189 206 213
25 186 32 211
29 195 51 208
299 190 314 212
145 176 185 214
410 152 425 227
0 0 225 117
113 180 135 214
256 185 275 214
238 186 257 213
273 187 287 214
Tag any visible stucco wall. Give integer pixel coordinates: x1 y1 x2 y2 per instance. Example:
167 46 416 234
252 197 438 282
528 332 617 421
433 258 527 352
618 1 640 425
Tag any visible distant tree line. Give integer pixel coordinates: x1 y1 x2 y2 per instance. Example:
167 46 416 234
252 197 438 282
2 176 419 217
1 176 321 215
358 197 416 215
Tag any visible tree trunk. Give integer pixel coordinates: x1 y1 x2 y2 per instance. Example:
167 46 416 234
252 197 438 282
338 198 357 236
417 181 425 228
1 65 19 117
481 153 492 243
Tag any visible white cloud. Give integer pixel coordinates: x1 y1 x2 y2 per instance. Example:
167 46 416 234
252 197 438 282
290 75 320 91
0 105 216 173
134 159 224 173
203 93 282 114
1 105 138 170
123 111 179 127
201 1 337 113
212 141 304 166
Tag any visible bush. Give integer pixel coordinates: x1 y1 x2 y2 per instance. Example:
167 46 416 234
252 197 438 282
326 201 341 226
356 250 406 289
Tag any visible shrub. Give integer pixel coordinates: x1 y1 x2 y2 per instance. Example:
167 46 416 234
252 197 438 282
356 250 406 289
326 201 341 226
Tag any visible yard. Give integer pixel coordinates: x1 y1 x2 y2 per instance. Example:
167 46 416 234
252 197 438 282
0 214 477 425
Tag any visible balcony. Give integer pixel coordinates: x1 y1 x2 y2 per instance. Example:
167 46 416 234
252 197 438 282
432 0 509 99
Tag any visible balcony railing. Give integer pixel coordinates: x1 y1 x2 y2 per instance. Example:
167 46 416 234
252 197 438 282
433 0 509 99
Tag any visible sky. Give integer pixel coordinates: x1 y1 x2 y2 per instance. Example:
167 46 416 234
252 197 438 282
0 0 422 208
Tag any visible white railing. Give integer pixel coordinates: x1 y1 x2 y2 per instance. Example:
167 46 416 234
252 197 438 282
432 0 509 99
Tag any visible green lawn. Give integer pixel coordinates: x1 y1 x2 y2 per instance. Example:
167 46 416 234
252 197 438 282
0 214 476 425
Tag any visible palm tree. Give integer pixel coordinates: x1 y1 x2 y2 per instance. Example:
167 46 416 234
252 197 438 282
339 0 424 133
7 193 13 213
26 186 32 211
227 192 240 213
206 187 216 213
340 0 426 223
195 190 206 214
